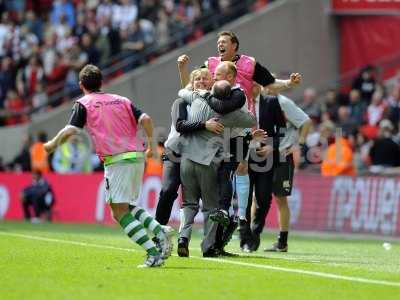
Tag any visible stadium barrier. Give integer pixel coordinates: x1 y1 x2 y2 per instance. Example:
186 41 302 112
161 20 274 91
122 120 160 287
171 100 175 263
1 172 399 237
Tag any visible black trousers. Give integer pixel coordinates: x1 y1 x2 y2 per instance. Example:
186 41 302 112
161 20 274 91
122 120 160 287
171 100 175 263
217 135 251 211
155 152 181 225
247 167 274 235
217 161 239 211
240 153 274 245
22 195 53 220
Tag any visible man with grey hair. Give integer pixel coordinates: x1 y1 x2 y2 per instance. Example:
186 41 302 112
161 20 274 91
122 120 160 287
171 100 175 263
171 79 256 257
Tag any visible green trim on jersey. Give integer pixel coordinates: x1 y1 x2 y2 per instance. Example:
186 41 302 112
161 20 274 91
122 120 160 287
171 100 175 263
103 151 145 166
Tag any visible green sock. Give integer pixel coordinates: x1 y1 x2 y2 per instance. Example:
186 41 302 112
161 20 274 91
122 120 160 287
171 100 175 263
131 206 164 239
119 212 159 256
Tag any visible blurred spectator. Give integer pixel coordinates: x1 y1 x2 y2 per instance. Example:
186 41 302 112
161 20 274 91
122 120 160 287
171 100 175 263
0 0 271 128
144 140 164 177
46 52 69 99
120 20 146 70
25 10 44 42
337 105 357 137
139 0 161 22
50 0 76 28
4 0 26 14
321 133 356 177
3 89 26 125
299 87 321 122
30 131 50 173
90 20 111 66
56 26 77 54
386 86 400 128
52 135 91 173
139 18 156 46
63 44 88 95
81 33 100 65
96 0 114 22
0 56 16 109
112 0 138 31
73 12 88 39
16 55 44 98
20 171 55 222
305 120 335 166
0 13 11 58
369 119 400 173
41 33 58 77
351 130 371 174
348 89 366 125
32 82 48 112
321 89 338 122
10 134 32 172
352 65 376 104
366 90 387 126
121 20 146 54
18 25 39 62
155 8 170 52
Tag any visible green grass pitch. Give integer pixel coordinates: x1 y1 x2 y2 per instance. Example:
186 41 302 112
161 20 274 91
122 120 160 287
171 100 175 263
0 221 399 300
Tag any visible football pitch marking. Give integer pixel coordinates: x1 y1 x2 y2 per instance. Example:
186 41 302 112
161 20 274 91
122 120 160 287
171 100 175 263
1 231 400 288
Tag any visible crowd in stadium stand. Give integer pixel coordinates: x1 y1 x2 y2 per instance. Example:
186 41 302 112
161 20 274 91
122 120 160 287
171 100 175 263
1 1 400 177
3 64 400 177
300 66 400 176
0 0 269 126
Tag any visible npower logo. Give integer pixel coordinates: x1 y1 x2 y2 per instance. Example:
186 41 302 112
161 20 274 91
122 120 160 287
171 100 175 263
328 177 400 235
0 185 10 219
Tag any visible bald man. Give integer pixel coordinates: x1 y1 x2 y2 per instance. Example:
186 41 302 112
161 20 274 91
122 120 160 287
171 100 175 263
173 79 256 257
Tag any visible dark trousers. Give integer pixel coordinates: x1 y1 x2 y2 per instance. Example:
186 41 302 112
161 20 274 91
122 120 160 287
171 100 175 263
247 167 274 236
22 198 37 220
217 135 250 211
155 154 181 225
217 161 239 211
22 195 53 221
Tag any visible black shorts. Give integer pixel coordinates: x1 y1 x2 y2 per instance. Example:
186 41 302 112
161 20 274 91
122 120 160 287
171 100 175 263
272 154 294 197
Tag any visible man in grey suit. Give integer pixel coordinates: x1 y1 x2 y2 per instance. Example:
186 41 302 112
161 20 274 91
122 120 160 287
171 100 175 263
171 80 256 257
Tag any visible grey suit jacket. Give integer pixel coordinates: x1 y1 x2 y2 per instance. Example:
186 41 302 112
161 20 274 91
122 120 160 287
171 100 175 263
171 89 256 166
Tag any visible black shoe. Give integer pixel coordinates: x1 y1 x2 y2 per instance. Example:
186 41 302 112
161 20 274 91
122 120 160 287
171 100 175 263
218 249 239 257
238 219 252 248
250 234 260 252
210 209 230 227
177 237 189 257
264 242 288 252
221 216 239 247
203 248 219 258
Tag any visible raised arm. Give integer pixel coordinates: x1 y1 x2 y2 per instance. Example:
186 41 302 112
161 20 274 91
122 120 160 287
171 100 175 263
253 61 302 93
177 54 190 88
266 73 302 94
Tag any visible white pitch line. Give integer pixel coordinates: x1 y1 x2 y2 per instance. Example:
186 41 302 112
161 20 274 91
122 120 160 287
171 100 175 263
1 231 400 288
0 231 138 253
